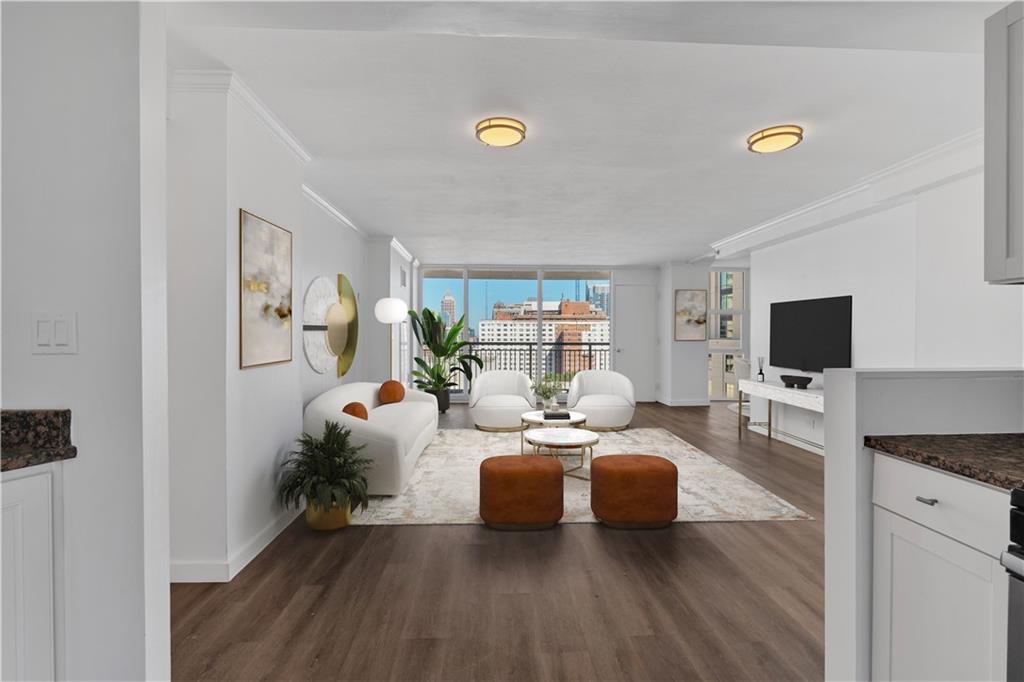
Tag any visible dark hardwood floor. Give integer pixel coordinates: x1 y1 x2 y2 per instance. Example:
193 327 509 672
171 403 823 681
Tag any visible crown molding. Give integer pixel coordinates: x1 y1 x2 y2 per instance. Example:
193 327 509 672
390 238 414 263
711 128 983 258
170 69 311 164
301 185 362 236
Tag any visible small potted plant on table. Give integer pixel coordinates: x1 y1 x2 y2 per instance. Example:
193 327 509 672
278 421 372 530
533 377 562 412
409 307 483 413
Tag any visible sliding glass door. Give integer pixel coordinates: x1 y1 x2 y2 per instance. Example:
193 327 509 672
541 271 611 392
469 269 539 388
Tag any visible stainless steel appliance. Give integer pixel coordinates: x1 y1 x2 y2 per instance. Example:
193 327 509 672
1002 488 1024 682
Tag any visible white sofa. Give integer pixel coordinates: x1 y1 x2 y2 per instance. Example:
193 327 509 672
469 370 536 430
302 382 438 496
567 370 636 430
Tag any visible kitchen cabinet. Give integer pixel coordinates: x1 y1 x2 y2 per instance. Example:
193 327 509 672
872 453 1009 681
1 469 57 680
985 2 1024 284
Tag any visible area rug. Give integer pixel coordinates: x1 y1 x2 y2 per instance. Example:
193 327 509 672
351 428 811 525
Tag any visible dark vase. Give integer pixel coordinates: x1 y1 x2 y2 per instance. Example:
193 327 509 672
428 388 450 413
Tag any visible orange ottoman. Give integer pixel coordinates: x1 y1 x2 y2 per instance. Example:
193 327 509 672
480 456 564 530
591 455 678 528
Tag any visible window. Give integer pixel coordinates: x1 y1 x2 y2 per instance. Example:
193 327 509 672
416 268 613 400
707 270 746 401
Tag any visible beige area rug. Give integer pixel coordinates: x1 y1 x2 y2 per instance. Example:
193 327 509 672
351 428 811 525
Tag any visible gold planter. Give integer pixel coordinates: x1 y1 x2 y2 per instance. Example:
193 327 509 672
305 501 352 531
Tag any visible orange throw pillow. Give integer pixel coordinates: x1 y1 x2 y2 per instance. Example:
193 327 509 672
378 380 405 405
341 401 368 420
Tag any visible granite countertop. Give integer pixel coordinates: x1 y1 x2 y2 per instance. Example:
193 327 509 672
2 409 78 472
865 433 1024 490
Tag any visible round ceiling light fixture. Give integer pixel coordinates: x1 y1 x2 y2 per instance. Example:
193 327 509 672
475 117 526 147
747 124 804 154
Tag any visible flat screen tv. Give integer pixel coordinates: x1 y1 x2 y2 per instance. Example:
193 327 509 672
770 295 852 373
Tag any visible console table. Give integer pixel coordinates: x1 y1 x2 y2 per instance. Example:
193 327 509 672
737 379 824 447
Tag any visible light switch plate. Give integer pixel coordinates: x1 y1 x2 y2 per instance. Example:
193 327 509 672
32 312 78 354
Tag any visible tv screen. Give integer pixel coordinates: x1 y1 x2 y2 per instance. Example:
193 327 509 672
770 295 852 373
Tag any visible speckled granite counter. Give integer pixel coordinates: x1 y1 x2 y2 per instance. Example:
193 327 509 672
2 409 77 472
865 433 1024 490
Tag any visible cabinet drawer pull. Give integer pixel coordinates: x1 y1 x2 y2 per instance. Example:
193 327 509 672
915 496 938 506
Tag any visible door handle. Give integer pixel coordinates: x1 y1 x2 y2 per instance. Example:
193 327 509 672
915 496 938 506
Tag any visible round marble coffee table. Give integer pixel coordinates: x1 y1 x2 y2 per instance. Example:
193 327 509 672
524 427 599 480
519 410 587 454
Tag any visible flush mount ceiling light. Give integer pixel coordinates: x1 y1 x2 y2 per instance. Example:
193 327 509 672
747 124 804 154
475 117 526 147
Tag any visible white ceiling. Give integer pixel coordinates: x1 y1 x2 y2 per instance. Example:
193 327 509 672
169 2 991 265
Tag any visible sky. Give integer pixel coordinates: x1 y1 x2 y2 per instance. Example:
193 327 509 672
421 277 609 332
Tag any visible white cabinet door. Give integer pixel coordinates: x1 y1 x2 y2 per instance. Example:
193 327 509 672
2 472 56 681
873 507 1008 681
985 2 1024 284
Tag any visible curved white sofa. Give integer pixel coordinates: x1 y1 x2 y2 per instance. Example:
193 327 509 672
567 370 636 430
303 382 438 496
469 370 536 430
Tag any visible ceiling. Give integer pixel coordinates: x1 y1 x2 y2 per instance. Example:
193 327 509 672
169 2 992 266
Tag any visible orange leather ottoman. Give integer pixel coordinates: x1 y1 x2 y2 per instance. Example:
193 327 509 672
591 455 678 528
480 456 564 530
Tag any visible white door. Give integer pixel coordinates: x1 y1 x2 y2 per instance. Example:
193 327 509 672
2 472 56 681
612 284 657 401
872 506 1008 682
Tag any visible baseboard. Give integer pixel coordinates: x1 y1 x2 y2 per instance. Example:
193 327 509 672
170 508 302 583
747 424 824 456
170 559 230 583
227 507 302 580
657 399 711 407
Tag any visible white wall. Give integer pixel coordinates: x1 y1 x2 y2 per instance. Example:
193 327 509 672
168 73 385 581
750 172 1024 449
656 263 711 406
223 91 305 571
168 85 230 577
2 4 151 678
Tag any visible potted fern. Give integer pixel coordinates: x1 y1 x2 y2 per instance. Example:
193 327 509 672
278 421 372 530
409 307 483 413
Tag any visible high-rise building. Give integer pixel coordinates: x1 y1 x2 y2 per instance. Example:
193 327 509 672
477 299 610 378
586 283 611 314
440 290 457 328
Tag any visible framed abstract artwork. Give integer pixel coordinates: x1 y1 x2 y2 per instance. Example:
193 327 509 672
240 209 293 368
674 289 708 341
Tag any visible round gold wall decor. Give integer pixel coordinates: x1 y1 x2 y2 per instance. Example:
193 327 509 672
334 274 358 377
302 274 359 376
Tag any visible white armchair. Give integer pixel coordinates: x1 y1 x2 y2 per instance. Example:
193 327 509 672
469 370 536 431
567 370 635 430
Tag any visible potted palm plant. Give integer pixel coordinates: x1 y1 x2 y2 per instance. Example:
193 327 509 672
409 307 483 413
277 421 373 530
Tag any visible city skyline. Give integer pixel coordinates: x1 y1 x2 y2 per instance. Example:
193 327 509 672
422 277 611 331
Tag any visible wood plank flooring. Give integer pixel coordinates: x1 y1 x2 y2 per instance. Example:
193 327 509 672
171 403 824 681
